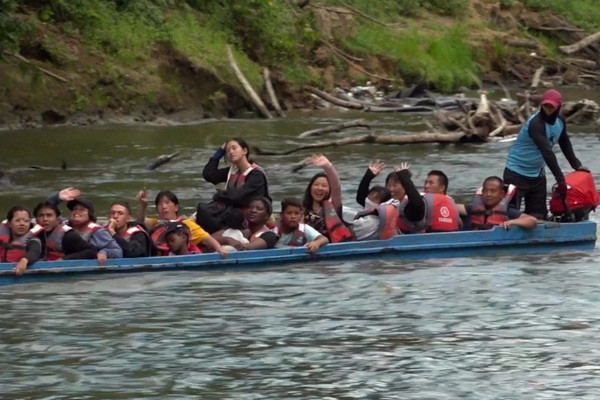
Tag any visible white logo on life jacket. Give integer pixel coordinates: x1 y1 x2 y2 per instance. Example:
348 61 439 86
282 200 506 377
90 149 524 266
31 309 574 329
440 206 450 218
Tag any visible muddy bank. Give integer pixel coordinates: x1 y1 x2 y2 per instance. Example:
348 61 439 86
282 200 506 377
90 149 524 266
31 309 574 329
1 1 600 131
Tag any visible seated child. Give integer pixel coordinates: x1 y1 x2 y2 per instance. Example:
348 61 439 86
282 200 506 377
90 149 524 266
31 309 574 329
273 198 329 253
348 184 395 240
221 209 249 252
164 222 201 256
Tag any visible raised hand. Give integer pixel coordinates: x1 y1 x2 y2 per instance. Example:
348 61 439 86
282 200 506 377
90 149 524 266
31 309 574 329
394 162 411 172
368 160 385 176
310 154 332 168
136 189 148 207
58 187 81 202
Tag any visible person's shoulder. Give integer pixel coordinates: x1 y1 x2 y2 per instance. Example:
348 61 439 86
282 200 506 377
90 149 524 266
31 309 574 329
182 218 200 228
303 223 321 236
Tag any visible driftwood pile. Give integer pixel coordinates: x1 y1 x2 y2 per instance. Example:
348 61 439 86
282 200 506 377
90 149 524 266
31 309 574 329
496 11 600 85
434 91 599 142
252 90 599 157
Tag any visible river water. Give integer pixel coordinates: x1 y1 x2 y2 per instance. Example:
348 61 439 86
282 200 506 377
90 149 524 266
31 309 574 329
1 101 600 398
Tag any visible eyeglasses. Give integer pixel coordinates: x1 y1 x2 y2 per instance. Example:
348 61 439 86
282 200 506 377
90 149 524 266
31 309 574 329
13 218 31 224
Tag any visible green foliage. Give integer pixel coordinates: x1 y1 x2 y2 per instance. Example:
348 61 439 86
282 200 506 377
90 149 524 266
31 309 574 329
0 0 22 54
423 0 469 17
341 24 478 91
327 0 468 18
426 26 479 90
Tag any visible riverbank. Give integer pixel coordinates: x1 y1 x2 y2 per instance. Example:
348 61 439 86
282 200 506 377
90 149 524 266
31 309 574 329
1 0 599 131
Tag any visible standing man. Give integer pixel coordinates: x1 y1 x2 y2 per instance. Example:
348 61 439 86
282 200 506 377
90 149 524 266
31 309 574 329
107 201 152 258
504 89 588 219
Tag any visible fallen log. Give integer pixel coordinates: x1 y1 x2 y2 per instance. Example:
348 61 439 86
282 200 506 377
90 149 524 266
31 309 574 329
253 132 467 156
146 152 180 170
564 57 598 69
4 51 68 83
290 157 312 173
507 39 539 50
297 119 371 138
339 2 402 28
263 67 285 117
559 31 600 55
226 45 273 119
304 86 364 109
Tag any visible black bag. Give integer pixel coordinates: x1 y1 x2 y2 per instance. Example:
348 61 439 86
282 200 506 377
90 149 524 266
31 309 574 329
196 201 232 233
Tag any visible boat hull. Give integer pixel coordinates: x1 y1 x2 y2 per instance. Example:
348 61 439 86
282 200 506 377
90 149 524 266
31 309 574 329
0 221 596 286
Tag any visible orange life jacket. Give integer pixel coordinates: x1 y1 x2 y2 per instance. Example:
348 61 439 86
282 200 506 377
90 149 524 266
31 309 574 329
45 223 73 261
423 193 459 232
470 184 517 230
354 203 400 240
323 200 355 243
0 220 44 263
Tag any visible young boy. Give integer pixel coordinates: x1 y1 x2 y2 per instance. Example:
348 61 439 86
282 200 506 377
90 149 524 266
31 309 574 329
273 198 329 253
164 222 201 256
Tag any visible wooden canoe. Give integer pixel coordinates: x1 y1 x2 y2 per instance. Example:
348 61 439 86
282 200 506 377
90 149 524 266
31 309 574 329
0 221 596 286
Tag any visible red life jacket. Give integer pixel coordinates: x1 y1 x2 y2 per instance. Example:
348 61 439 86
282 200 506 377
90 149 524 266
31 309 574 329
169 243 201 255
150 217 185 256
354 203 400 240
73 221 103 242
397 198 426 234
323 200 355 243
116 223 152 257
272 223 307 246
423 193 459 232
45 223 73 261
0 221 44 263
226 163 261 189
223 163 267 215
550 171 599 216
470 184 516 230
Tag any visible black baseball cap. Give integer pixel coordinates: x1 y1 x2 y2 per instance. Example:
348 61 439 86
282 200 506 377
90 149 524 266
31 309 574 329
163 222 188 238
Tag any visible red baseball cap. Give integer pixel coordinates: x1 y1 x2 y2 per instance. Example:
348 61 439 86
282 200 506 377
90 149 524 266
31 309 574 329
541 89 562 108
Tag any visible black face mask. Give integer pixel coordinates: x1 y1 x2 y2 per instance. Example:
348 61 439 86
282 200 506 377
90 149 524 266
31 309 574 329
540 105 561 125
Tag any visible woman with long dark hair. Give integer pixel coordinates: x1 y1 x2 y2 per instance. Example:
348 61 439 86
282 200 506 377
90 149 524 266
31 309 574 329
197 138 270 233
302 154 354 243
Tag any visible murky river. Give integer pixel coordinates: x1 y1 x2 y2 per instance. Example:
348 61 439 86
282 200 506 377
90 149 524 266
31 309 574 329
1 96 600 398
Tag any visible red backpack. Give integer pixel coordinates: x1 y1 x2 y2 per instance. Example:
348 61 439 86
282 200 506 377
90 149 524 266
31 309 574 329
550 171 599 220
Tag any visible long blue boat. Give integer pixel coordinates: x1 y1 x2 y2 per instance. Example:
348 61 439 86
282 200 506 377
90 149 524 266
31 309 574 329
0 221 597 286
